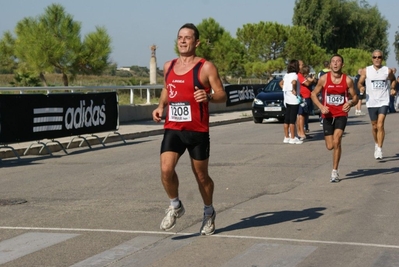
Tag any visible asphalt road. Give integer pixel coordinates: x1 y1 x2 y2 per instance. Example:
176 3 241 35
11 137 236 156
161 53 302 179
1 110 399 267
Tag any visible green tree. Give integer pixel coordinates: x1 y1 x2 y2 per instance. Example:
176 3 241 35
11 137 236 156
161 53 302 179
2 3 112 86
204 32 246 83
73 26 112 76
394 27 399 65
196 18 226 61
0 31 17 72
293 0 389 56
285 25 327 68
337 48 371 76
236 22 290 77
237 22 290 63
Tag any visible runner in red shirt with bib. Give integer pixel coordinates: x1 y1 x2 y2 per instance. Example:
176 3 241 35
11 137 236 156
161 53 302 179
152 23 226 235
311 54 358 183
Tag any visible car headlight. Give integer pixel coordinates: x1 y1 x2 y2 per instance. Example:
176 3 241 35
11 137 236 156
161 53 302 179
253 98 263 105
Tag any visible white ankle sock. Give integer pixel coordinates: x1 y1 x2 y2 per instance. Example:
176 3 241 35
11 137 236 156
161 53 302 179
170 197 180 208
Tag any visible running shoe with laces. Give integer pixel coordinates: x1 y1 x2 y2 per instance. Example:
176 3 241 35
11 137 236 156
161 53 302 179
200 211 216 235
160 202 185 231
289 137 303 144
330 170 340 183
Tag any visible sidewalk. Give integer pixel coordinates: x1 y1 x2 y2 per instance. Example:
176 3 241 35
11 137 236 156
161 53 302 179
0 110 253 160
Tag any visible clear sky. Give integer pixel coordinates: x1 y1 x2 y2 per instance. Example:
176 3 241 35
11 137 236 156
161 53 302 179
0 0 397 70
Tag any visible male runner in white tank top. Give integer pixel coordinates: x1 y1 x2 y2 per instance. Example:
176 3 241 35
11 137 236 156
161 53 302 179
357 49 397 160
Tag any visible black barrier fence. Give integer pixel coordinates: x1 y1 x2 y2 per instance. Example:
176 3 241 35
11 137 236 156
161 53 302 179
225 84 266 107
0 92 119 144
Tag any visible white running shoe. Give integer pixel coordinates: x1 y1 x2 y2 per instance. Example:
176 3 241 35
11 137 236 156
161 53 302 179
330 170 340 183
375 148 383 160
289 137 303 144
283 137 290 143
160 202 185 231
200 211 216 235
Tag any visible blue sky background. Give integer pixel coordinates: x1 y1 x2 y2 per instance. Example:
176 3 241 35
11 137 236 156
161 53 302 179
1 0 397 70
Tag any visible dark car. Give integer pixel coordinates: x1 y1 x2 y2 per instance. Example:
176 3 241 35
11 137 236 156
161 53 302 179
251 77 285 123
251 77 320 123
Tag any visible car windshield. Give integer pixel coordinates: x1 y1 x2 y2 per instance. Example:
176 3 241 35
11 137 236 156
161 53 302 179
261 79 282 92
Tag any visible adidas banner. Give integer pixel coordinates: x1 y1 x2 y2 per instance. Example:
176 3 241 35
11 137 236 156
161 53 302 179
0 92 119 144
225 84 265 107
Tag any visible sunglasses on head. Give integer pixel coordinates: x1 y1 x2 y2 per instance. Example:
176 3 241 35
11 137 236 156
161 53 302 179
372 56 382 59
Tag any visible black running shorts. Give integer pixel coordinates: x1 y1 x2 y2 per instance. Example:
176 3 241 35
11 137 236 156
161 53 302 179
368 106 388 121
160 129 210 160
323 116 348 136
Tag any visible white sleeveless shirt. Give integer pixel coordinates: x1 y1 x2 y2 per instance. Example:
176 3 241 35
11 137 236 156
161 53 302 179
282 72 299 105
365 65 390 107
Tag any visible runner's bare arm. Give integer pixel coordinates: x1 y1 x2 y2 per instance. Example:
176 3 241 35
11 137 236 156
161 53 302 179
357 68 367 94
343 77 358 113
198 61 226 103
388 68 397 96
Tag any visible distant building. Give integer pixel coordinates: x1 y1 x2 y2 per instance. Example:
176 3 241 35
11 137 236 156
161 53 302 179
117 67 131 71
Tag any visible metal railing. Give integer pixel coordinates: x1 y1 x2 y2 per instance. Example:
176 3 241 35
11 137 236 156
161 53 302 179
0 84 164 105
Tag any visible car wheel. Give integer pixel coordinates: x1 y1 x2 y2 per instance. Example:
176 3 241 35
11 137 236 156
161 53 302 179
253 117 263 124
278 118 285 123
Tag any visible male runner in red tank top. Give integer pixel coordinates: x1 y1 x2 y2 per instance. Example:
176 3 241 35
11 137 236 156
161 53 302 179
152 23 226 235
311 54 358 183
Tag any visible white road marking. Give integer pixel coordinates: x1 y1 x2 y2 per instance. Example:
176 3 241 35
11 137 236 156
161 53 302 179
2 226 399 249
109 237 191 267
221 243 317 267
70 236 163 267
0 232 79 265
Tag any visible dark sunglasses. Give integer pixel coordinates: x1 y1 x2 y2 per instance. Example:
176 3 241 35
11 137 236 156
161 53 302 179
372 56 382 59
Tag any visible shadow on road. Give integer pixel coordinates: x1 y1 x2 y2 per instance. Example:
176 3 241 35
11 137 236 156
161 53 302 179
214 207 326 234
343 159 399 180
173 207 326 240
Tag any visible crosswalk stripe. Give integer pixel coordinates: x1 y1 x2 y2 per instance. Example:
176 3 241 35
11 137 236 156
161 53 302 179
221 242 317 267
372 250 399 267
0 232 79 265
70 236 162 267
109 236 192 267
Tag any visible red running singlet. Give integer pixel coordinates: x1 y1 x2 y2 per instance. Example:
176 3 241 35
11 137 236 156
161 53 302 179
322 72 349 118
164 58 211 132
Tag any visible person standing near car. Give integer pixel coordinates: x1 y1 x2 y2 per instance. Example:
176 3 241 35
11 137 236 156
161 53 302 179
311 54 358 182
152 23 227 235
357 50 397 160
297 65 316 139
279 59 303 144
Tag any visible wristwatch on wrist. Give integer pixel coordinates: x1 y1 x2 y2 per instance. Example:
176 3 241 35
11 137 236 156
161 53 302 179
207 93 213 102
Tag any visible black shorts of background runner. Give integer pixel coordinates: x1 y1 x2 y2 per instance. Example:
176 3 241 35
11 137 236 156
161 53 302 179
368 106 388 121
